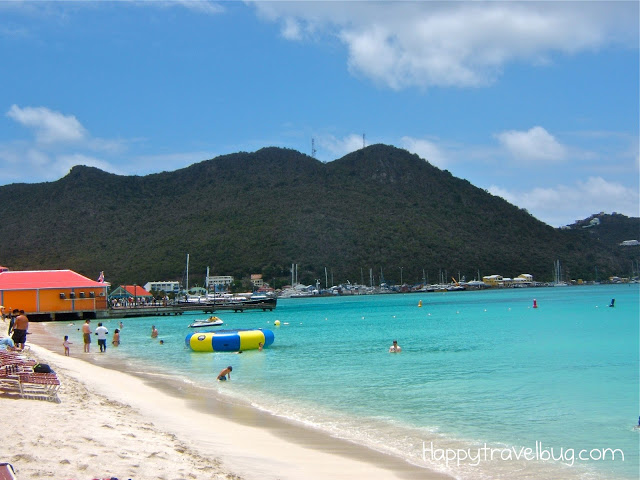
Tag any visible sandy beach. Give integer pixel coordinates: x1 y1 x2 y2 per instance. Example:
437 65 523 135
1 322 451 480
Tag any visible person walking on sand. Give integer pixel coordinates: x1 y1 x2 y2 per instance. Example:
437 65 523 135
95 322 109 353
82 319 92 353
11 310 29 350
63 335 72 356
151 325 158 338
217 366 232 381
389 339 402 353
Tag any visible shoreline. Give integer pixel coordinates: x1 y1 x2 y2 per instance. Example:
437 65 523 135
5 322 452 480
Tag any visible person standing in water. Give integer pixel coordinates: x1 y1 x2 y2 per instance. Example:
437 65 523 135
95 322 109 353
82 320 92 353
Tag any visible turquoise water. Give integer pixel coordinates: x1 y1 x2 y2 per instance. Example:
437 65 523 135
45 285 639 479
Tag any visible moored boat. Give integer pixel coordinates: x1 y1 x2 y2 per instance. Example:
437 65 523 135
188 316 224 328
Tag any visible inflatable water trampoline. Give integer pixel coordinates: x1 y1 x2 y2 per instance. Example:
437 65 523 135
185 328 274 352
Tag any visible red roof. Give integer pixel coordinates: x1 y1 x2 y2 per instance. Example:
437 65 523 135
0 270 109 290
122 285 152 297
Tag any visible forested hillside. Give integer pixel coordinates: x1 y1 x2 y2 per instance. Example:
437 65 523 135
0 144 636 287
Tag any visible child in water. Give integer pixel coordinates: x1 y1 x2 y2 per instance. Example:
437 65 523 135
217 366 232 381
63 335 72 356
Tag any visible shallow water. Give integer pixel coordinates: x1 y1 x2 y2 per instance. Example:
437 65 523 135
45 284 639 479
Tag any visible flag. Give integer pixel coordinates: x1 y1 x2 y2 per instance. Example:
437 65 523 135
98 271 104 283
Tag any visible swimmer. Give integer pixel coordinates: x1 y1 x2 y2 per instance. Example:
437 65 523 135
217 366 232 381
389 340 402 353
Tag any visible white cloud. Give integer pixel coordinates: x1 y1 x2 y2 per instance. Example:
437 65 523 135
495 126 568 162
251 2 637 89
316 133 365 159
400 136 448 168
170 0 224 16
6 105 87 144
281 17 303 41
489 177 640 227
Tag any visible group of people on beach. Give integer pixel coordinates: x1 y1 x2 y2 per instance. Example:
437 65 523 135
76 319 123 354
2 306 29 351
67 321 164 355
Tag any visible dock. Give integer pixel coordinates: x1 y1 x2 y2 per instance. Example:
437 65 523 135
99 300 276 319
180 302 277 313
99 305 186 319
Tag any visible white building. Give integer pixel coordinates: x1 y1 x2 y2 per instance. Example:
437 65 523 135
143 281 181 294
207 275 234 288
620 240 639 246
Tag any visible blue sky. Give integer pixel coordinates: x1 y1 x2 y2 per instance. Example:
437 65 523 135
1 1 638 227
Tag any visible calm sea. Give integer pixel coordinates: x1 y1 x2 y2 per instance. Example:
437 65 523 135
44 284 639 479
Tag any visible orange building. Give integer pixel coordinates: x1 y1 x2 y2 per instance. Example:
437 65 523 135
0 269 109 321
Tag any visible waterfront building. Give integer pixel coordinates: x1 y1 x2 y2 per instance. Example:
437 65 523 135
143 281 181 294
0 269 109 321
109 285 154 305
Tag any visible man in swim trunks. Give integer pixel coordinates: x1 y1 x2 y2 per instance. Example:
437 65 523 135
11 310 29 350
217 366 232 381
82 319 92 353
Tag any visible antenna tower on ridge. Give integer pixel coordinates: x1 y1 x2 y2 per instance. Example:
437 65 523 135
312 138 317 158
363 133 366 149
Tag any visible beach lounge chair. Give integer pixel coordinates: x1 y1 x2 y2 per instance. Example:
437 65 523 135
0 463 16 480
17 372 60 402
0 372 21 397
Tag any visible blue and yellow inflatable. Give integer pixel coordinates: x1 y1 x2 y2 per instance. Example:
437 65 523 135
185 328 274 352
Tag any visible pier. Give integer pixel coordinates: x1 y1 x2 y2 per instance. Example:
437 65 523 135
100 301 276 319
99 305 186 319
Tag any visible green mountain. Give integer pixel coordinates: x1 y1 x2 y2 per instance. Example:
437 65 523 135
0 144 636 288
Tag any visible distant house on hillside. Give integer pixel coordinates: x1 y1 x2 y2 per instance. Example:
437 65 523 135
582 218 601 228
620 240 639 246
251 274 264 288
0 269 109 321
